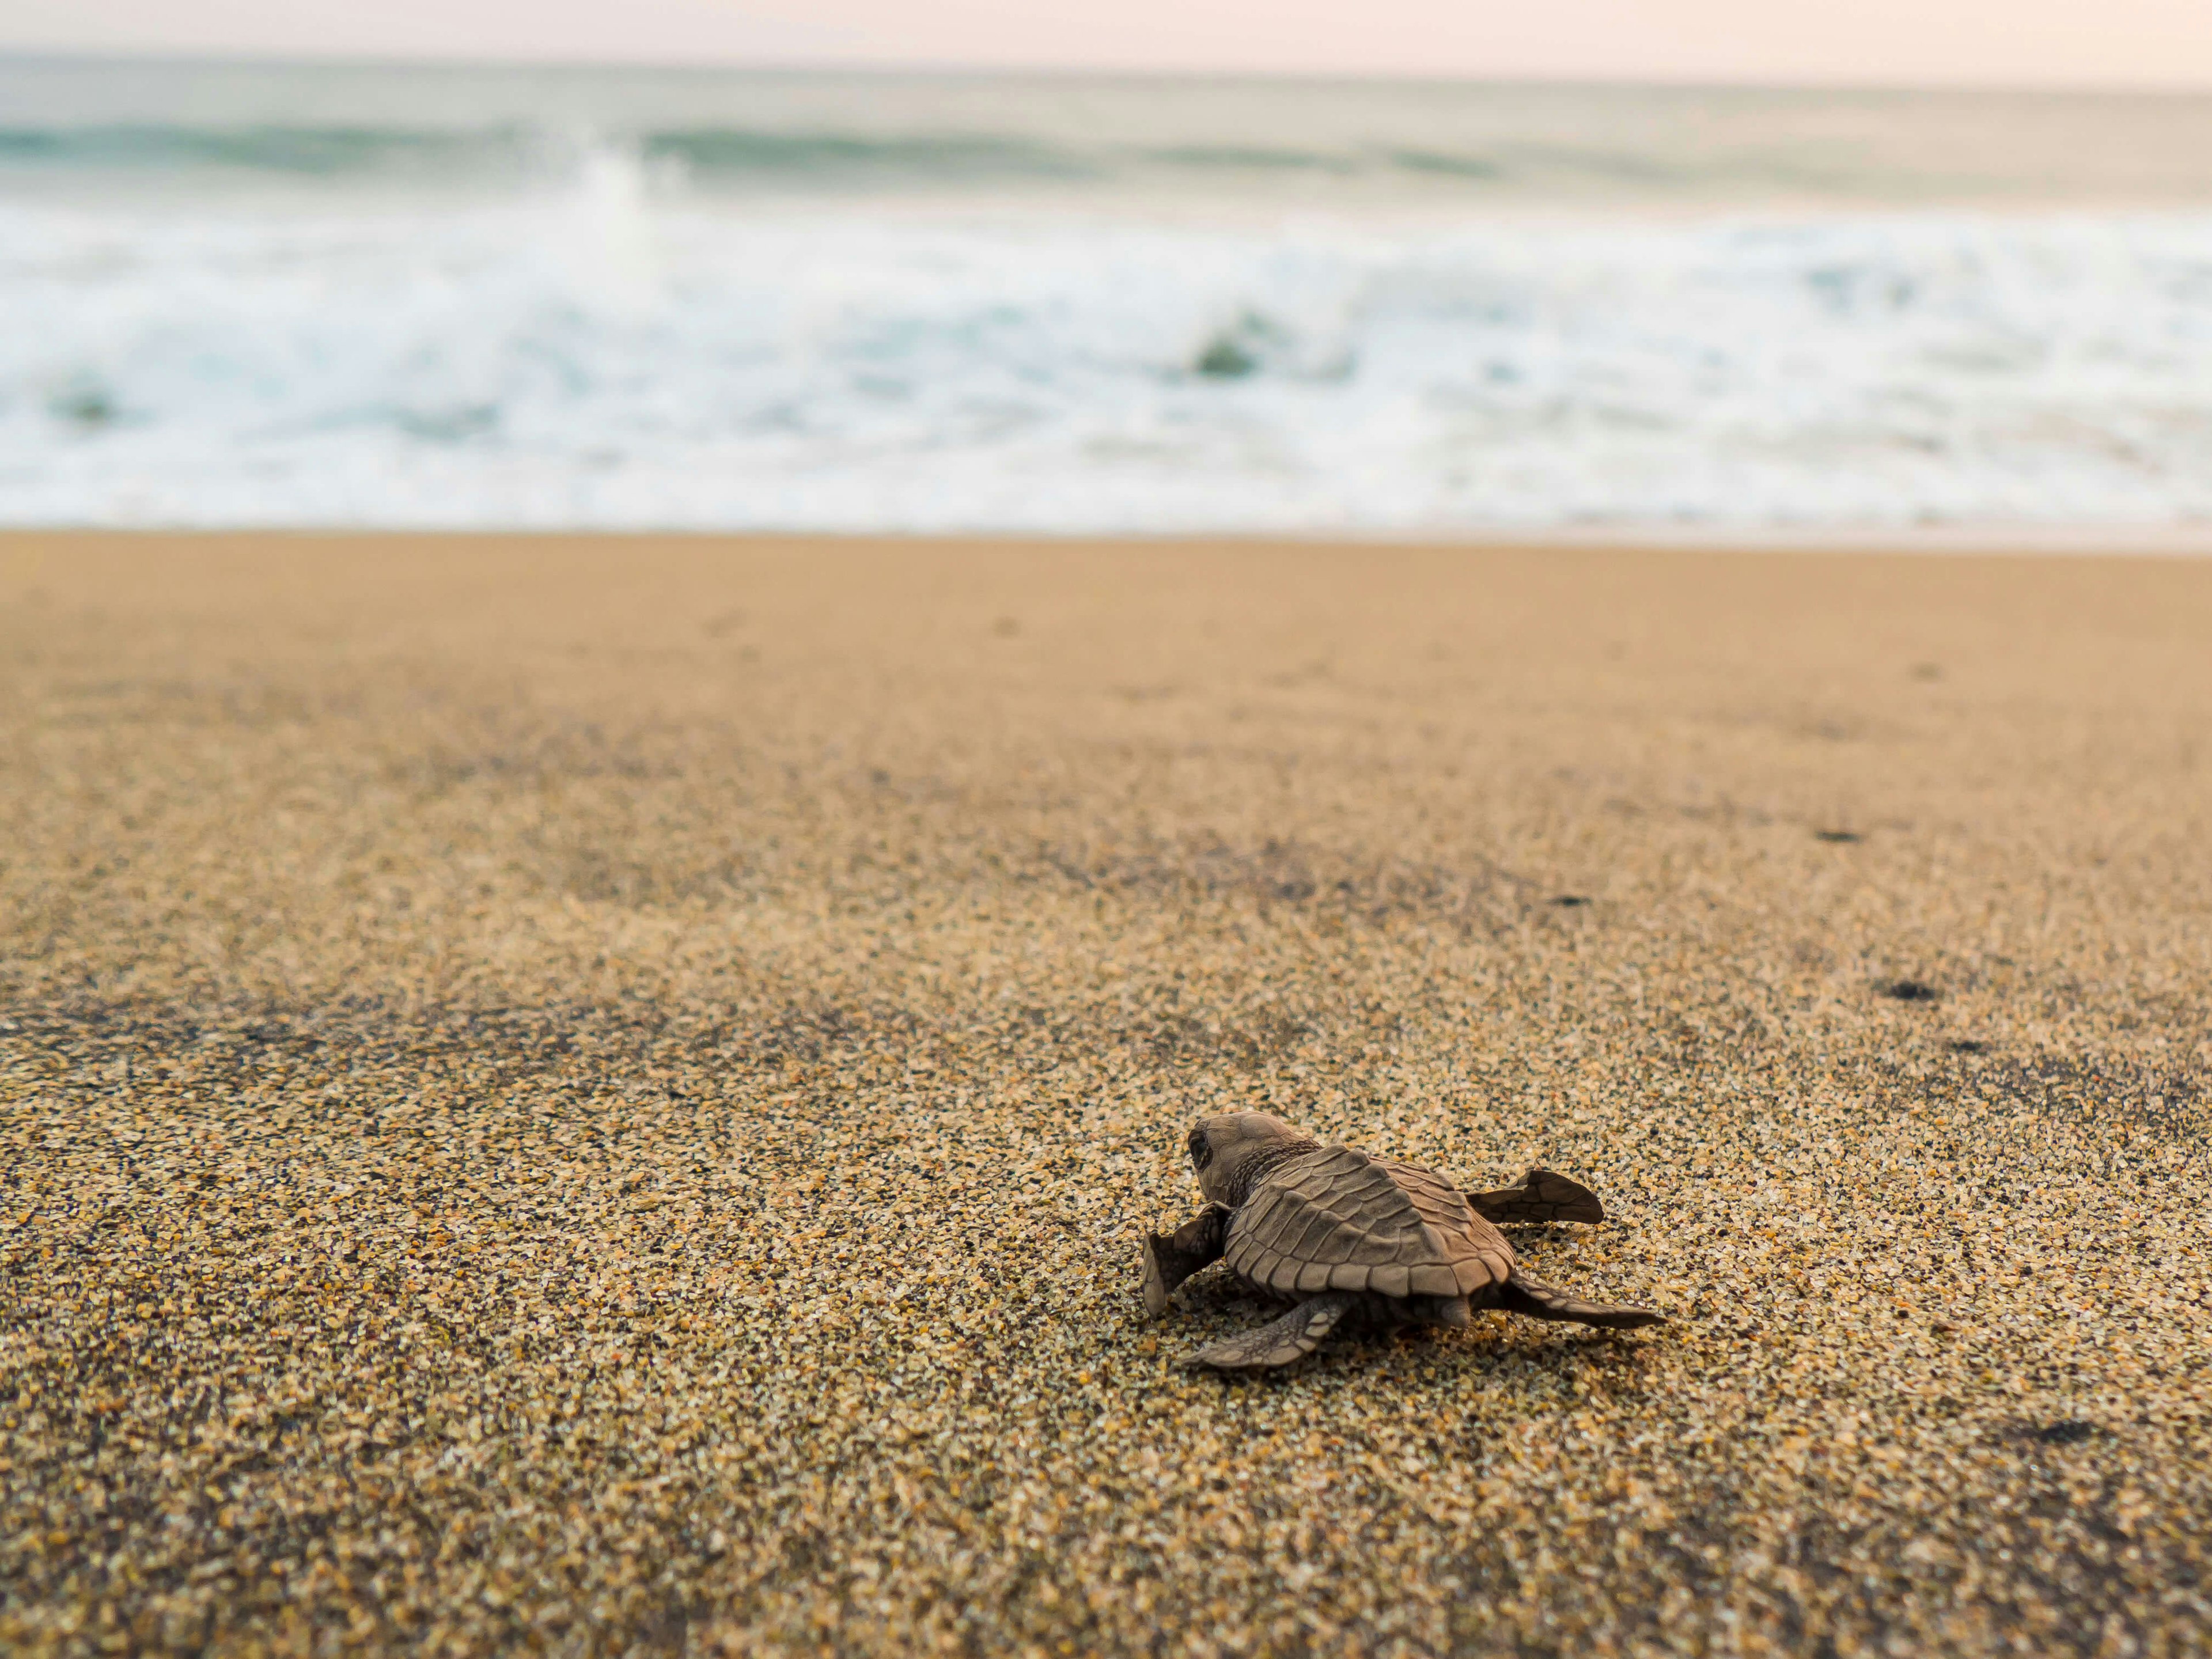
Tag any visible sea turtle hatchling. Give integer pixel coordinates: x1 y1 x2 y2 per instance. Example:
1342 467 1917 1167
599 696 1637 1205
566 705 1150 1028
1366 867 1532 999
1142 1112 1664 1370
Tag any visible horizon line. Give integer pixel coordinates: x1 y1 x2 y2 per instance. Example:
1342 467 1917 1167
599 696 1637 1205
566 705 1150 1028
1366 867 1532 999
9 44 2212 101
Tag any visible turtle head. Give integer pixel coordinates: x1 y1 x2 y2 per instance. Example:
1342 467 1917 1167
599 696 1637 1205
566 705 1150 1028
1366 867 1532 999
1187 1111 1317 1207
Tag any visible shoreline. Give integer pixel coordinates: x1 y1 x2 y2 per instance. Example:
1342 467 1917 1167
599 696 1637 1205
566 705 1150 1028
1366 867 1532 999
8 521 2212 557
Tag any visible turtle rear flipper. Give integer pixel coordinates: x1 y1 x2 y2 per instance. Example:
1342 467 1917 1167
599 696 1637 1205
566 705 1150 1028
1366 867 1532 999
1498 1270 1664 1330
1465 1169 1606 1226
1183 1292 1357 1371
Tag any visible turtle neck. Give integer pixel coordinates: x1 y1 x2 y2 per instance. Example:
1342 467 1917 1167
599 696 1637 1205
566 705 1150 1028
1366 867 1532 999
1225 1137 1323 1207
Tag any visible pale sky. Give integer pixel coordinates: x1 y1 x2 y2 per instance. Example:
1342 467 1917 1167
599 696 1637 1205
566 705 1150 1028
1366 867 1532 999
6 0 2212 90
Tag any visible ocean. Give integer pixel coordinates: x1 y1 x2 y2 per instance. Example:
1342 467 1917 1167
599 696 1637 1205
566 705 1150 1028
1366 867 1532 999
9 56 2212 535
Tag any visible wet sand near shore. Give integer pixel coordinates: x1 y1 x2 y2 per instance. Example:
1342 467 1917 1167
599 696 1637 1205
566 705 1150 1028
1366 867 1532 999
3 532 2209 1656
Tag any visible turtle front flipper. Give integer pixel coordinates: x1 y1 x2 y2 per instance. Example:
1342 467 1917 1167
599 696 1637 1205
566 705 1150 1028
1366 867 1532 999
1182 1291 1357 1372
1464 1169 1607 1226
1141 1203 1231 1316
1497 1268 1664 1330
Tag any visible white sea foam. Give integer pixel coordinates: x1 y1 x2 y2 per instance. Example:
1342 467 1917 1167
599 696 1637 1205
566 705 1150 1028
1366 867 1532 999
9 123 2212 532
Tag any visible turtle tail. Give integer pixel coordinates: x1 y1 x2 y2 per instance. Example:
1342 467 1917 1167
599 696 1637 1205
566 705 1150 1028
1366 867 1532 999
1498 1269 1665 1330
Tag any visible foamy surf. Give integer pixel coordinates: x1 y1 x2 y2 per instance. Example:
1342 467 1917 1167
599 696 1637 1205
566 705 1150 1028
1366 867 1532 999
7 61 2212 535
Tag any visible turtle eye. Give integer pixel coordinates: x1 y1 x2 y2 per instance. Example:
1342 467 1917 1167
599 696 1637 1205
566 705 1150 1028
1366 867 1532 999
1188 1128 1213 1171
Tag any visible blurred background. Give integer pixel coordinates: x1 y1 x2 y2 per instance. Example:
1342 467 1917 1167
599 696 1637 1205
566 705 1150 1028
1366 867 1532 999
7 1 2212 536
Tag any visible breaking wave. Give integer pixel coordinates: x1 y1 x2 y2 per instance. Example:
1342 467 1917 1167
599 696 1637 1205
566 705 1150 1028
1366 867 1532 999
11 62 2212 532
9 145 2212 533
0 120 1891 196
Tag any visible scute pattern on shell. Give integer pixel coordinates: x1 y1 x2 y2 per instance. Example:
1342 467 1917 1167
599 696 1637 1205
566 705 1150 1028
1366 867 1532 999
1222 1145 1516 1300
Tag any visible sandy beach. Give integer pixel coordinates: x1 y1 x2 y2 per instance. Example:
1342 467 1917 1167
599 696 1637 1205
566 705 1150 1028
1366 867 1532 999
3 531 2209 1656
